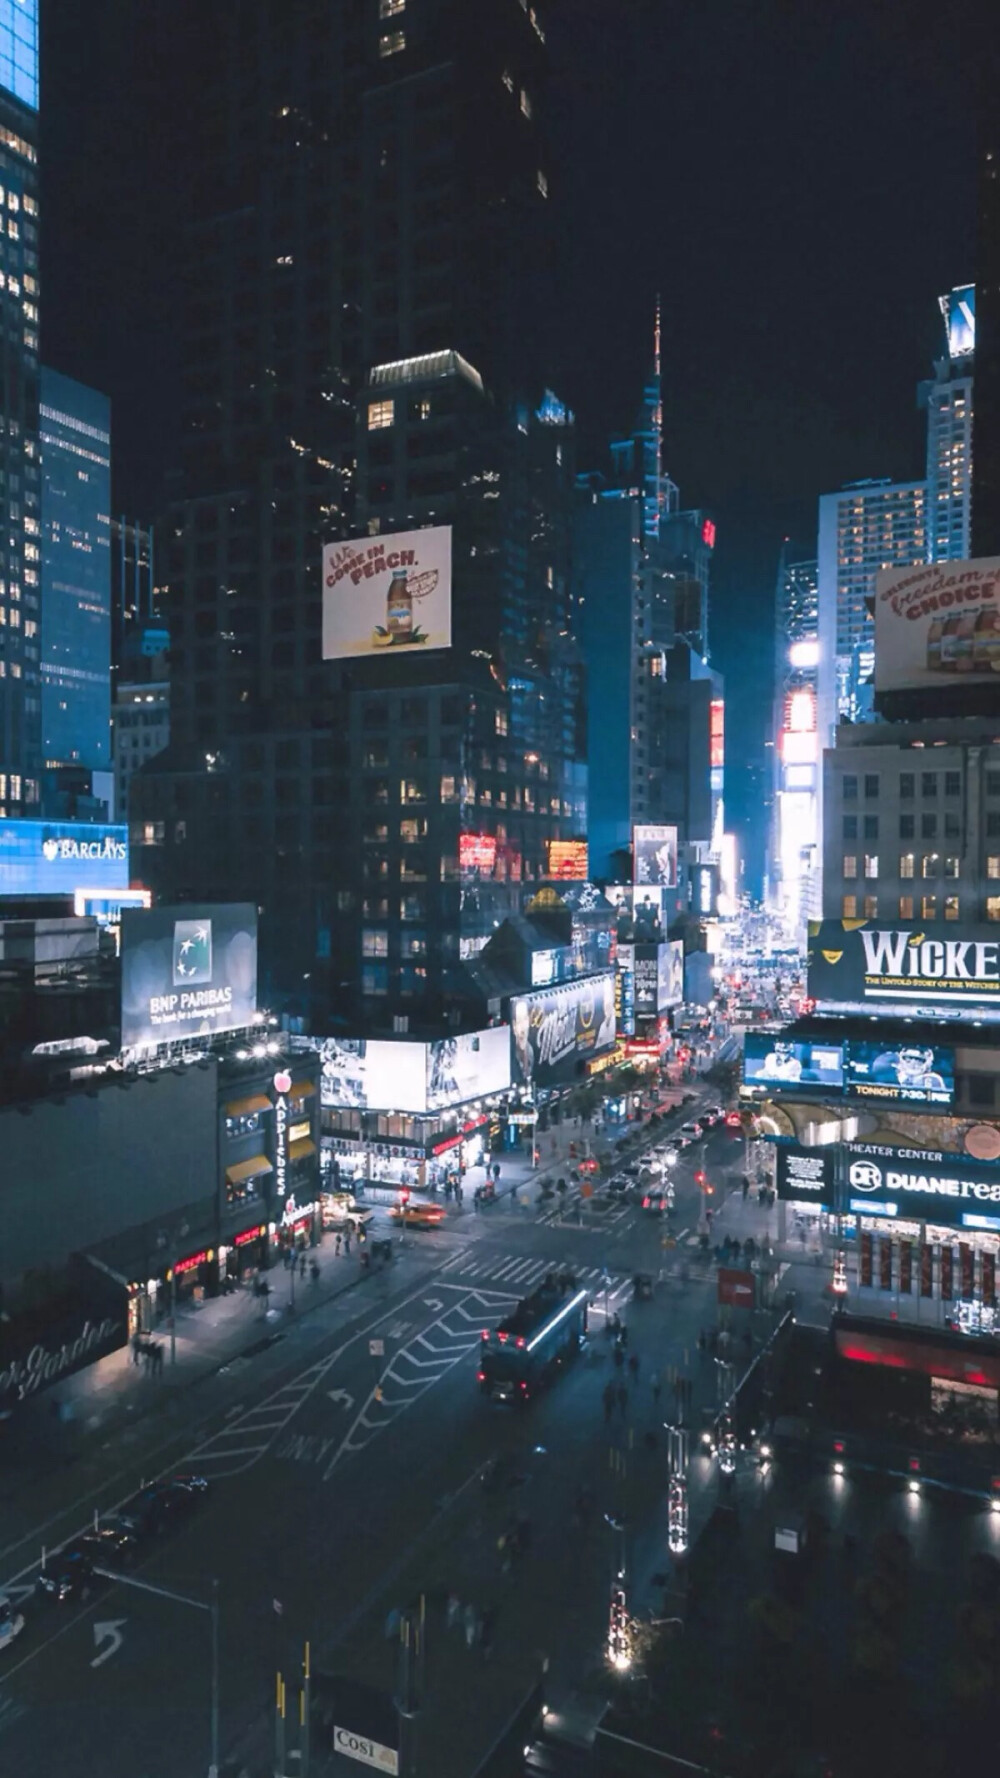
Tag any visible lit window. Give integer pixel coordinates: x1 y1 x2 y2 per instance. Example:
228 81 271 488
987 856 1000 880
440 775 457 802
944 895 959 920
842 855 857 879
944 856 960 878
921 895 936 919
842 895 857 918
380 0 406 13
495 709 508 736
899 896 914 919
863 896 878 919
987 897 1000 923
536 169 548 198
368 399 395 430
899 853 915 879
362 929 389 958
502 69 514 92
863 855 878 879
378 29 405 57
921 854 938 878
520 88 532 119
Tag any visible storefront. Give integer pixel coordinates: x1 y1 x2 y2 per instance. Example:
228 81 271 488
322 1106 495 1191
0 1255 130 1412
220 1220 269 1282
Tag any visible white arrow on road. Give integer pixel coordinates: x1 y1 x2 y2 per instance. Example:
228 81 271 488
91 1619 126 1668
423 1298 443 1313
327 1388 355 1410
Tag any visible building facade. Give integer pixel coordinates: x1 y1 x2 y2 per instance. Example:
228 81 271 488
39 367 112 779
770 553 820 933
0 1 41 819
922 284 974 562
817 477 928 734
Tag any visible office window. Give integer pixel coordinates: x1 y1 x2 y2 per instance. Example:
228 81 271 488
988 897 1000 923
944 812 961 840
440 775 457 802
944 856 960 878
863 815 878 840
363 746 388 767
864 855 878 878
921 771 937 797
986 770 1000 796
921 895 936 919
899 853 915 879
863 896 878 919
987 812 1000 837
944 770 961 797
899 896 914 919
842 774 857 801
899 772 914 799
921 812 937 839
842 815 858 840
402 931 426 958
378 29 405 56
944 895 959 920
842 855 857 879
400 779 425 804
921 854 938 877
362 965 388 995
380 0 406 15
842 895 857 918
367 399 395 429
864 774 879 799
899 814 915 839
987 856 1000 879
362 929 388 958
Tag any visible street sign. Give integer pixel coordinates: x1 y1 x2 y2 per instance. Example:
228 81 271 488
368 1338 385 1357
91 1619 126 1668
333 1725 399 1773
581 1182 594 1198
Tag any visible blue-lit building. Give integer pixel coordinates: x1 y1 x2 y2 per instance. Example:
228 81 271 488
0 0 41 820
39 367 112 782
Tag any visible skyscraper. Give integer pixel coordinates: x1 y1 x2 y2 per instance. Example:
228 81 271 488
769 551 820 932
922 284 974 562
0 0 40 820
39 367 112 780
135 0 581 1029
816 477 928 735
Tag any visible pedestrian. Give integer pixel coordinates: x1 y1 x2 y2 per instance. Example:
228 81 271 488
603 1381 616 1423
617 1382 628 1418
473 1187 480 1214
310 1259 320 1285
742 1174 750 1202
446 1592 462 1632
131 1331 142 1367
335 1233 342 1256
344 1230 351 1256
627 1351 639 1382
299 1254 307 1279
464 1603 479 1648
650 1371 661 1406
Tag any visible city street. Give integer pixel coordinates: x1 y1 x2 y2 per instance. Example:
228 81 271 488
0 1102 758 1777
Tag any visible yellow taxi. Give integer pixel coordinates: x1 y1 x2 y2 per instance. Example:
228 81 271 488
388 1198 446 1231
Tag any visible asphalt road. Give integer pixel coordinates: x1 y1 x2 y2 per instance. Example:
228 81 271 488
0 1110 749 1778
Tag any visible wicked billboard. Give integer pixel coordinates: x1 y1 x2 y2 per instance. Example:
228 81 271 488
808 919 1000 1017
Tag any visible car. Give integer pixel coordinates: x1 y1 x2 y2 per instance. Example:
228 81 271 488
642 1189 673 1215
725 1108 742 1129
622 1162 641 1178
116 1476 208 1538
0 1594 25 1651
678 1120 704 1143
36 1548 97 1604
606 1175 630 1195
389 1199 445 1230
74 1523 138 1568
701 1106 724 1127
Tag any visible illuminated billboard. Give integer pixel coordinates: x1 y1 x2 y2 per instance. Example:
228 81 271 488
120 904 258 1050
742 1031 844 1095
658 939 684 1009
322 525 452 660
318 1028 510 1113
545 840 588 880
632 825 677 889
874 556 1000 695
844 1040 954 1108
459 833 497 873
510 974 616 1088
426 1028 511 1110
0 819 129 899
709 700 725 770
808 919 1000 1016
943 283 975 360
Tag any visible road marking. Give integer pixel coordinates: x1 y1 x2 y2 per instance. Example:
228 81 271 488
327 1389 355 1410
90 1618 126 1669
422 1297 444 1312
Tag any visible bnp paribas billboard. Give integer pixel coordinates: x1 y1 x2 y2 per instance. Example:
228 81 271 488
322 526 452 660
807 919 1000 1019
120 904 258 1050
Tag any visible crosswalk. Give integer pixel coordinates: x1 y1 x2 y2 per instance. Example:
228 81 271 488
438 1248 631 1300
184 1349 342 1479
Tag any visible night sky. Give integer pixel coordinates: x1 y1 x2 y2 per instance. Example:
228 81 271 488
39 0 979 889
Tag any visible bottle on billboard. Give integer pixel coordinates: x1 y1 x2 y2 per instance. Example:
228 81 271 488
938 614 962 670
925 616 943 672
972 606 1000 674
386 568 413 640
953 610 978 672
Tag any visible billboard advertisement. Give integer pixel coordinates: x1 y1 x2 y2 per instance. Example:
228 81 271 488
322 525 452 661
633 824 678 889
944 283 975 359
631 946 659 1016
510 973 616 1089
426 1028 511 1110
120 904 258 1049
459 833 497 873
808 920 1000 1016
776 1144 835 1205
844 1143 1000 1230
742 1031 844 1095
318 1030 510 1113
658 939 684 1010
0 819 129 899
874 556 1000 695
844 1040 954 1107
545 840 588 880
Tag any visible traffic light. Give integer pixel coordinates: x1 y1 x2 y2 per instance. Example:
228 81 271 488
695 1170 706 1187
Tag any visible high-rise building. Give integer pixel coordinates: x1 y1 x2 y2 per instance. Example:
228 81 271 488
135 0 581 1030
816 477 928 734
972 94 1000 556
769 552 820 932
110 517 160 684
39 367 112 778
922 284 974 562
0 0 40 820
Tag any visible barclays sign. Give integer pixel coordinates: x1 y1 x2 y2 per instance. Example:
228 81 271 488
0 819 129 898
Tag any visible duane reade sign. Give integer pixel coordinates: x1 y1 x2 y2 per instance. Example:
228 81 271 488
846 1144 1000 1226
808 919 1000 1014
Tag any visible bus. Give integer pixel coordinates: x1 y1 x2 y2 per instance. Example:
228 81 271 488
477 1278 589 1404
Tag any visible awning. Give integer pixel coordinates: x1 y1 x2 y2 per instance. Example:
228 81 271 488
225 1093 272 1118
289 1137 317 1162
225 1155 274 1186
288 1080 316 1100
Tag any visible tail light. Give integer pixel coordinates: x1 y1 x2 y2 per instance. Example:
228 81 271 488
642 1196 650 1209
481 1330 489 1342
516 1336 526 1349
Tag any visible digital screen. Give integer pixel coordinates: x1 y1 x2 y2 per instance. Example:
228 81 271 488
120 904 258 1050
511 974 617 1088
742 1031 844 1094
0 819 129 898
318 1029 510 1113
633 825 678 889
323 525 451 660
845 1040 954 1107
